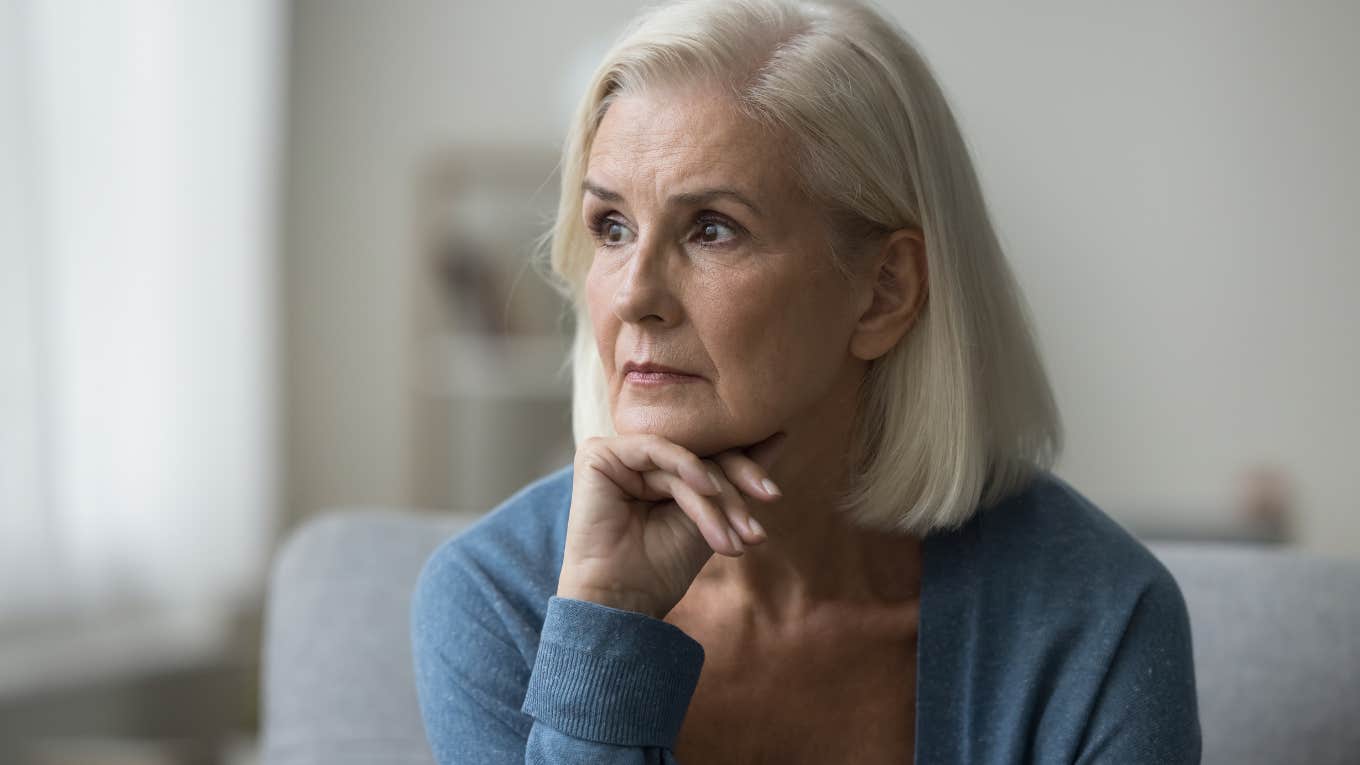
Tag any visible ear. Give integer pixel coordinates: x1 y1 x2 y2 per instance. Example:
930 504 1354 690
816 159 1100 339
849 227 928 362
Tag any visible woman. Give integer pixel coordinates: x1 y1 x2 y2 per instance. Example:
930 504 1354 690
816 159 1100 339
412 0 1201 762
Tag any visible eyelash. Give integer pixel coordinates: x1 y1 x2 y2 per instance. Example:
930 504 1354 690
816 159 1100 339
585 211 744 249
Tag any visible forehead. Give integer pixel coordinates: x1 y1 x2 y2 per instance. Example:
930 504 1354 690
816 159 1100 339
586 82 796 196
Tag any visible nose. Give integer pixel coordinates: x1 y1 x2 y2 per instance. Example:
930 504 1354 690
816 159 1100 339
611 233 681 327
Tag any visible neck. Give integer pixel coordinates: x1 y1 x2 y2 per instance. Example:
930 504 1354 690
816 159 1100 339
695 360 924 623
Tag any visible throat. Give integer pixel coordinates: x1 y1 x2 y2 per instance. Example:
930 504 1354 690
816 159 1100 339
687 526 926 623
668 586 920 765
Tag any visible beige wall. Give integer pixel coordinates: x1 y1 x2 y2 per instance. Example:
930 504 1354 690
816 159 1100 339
900 1 1359 554
282 0 636 523
283 0 1358 555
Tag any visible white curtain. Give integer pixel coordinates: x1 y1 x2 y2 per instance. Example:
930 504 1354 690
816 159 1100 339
0 0 283 621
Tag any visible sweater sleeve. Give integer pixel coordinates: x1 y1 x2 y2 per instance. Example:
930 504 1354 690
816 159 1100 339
1075 570 1202 764
411 545 705 764
522 597 705 763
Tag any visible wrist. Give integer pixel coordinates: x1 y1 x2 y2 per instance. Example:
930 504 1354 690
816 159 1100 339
556 582 664 619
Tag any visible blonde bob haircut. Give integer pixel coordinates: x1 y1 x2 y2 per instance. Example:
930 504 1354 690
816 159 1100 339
540 0 1063 536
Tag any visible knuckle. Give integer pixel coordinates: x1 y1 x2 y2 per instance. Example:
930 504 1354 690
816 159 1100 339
576 442 612 472
702 459 728 486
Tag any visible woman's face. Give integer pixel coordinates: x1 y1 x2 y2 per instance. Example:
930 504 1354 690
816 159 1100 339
583 81 872 458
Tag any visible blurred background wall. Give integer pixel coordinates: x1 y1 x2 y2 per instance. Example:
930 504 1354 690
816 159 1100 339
2 0 281 762
1 0 1356 762
286 0 1358 552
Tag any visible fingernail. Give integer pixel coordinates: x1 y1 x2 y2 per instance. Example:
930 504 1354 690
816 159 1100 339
761 478 781 497
708 470 723 494
748 517 765 538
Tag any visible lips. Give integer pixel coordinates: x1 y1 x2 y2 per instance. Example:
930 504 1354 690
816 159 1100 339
622 361 699 377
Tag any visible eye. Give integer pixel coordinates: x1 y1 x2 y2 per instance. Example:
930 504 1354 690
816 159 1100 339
693 214 740 246
605 221 634 244
588 213 635 247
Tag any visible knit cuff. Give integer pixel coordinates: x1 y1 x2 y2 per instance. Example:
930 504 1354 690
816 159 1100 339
521 596 706 748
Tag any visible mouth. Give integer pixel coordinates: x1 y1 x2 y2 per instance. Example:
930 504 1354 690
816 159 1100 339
622 360 702 386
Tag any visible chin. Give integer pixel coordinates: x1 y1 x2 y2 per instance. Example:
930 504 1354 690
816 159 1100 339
612 407 735 458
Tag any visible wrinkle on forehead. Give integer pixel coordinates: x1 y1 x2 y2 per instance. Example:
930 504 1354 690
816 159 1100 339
585 80 802 211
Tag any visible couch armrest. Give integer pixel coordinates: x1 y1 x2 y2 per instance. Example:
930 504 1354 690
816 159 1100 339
260 509 477 765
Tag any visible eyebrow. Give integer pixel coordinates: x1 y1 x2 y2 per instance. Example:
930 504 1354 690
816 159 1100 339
581 179 764 217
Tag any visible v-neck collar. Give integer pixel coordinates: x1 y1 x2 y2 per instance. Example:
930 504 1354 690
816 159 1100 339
914 503 985 764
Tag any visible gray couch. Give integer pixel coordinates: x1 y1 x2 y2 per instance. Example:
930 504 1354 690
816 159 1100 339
259 509 1360 764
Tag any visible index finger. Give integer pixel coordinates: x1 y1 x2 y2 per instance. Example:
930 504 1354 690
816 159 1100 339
710 430 787 501
605 434 724 498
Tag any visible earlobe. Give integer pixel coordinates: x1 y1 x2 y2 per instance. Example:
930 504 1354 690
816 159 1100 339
849 227 927 361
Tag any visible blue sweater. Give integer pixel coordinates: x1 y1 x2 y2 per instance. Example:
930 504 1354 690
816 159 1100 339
411 464 1201 763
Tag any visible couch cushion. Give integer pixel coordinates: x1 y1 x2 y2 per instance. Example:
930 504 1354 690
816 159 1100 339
1150 542 1360 765
260 511 1360 765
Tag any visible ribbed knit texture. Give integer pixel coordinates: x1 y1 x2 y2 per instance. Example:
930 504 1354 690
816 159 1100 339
411 464 1202 763
521 597 705 748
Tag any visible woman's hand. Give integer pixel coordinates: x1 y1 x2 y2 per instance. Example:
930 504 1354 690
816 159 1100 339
556 431 787 619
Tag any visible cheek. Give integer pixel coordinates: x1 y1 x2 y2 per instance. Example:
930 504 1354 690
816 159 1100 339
584 265 617 357
584 262 606 322
712 280 849 399
703 285 792 374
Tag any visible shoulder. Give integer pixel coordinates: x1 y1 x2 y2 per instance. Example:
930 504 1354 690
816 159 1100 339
411 464 574 648
975 469 1184 609
428 463 574 576
988 475 1201 758
918 470 1199 758
926 469 1192 658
